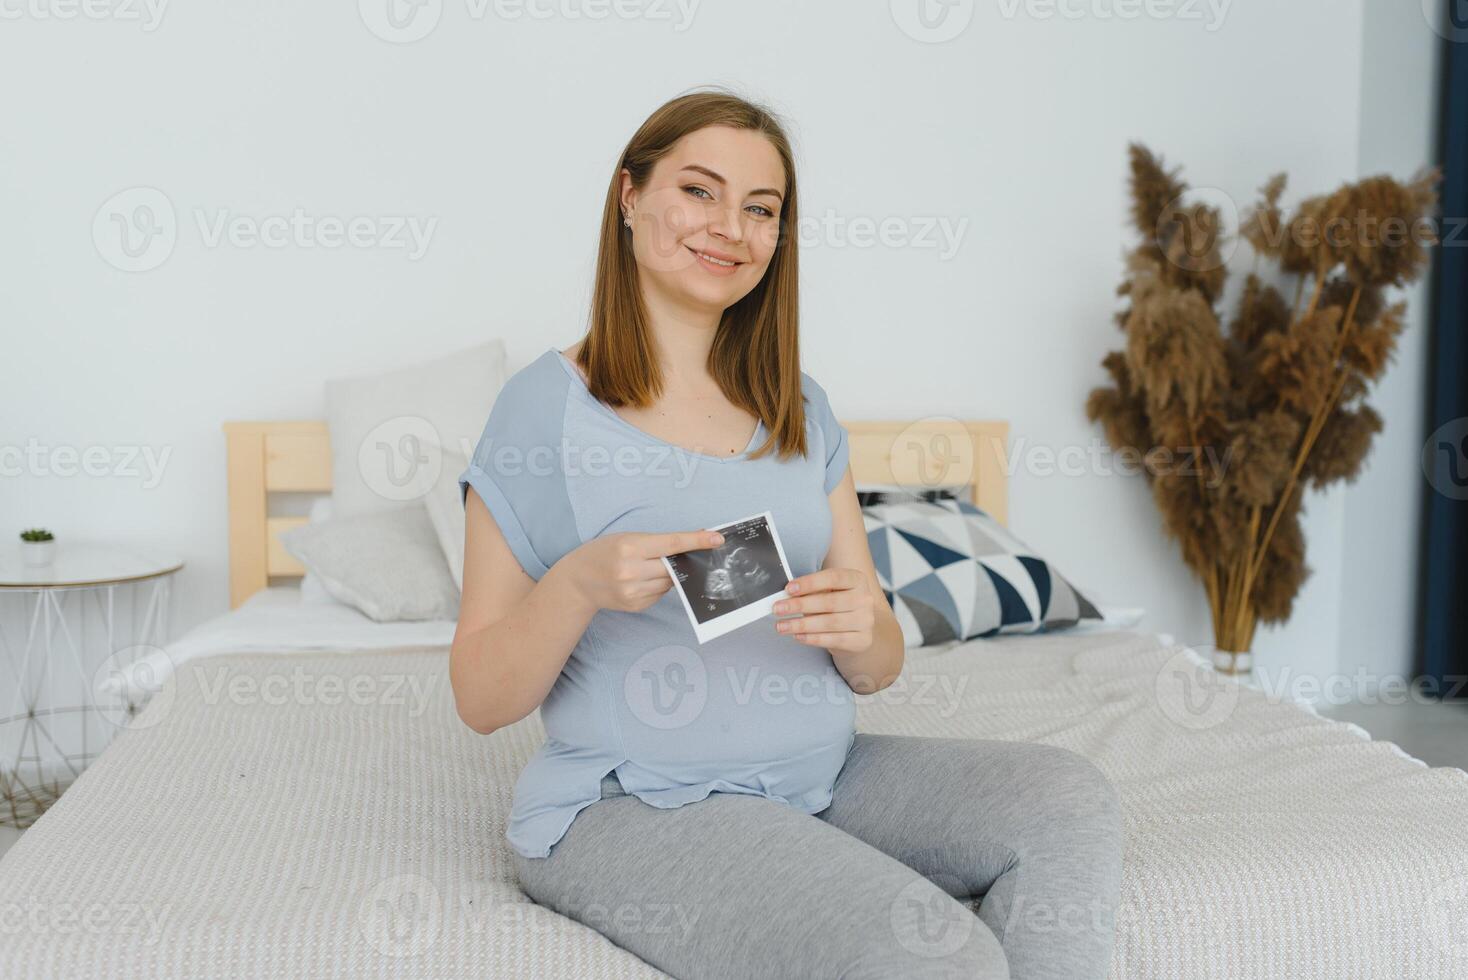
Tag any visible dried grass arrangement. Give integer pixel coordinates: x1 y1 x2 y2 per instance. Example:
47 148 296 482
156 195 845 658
1087 145 1438 670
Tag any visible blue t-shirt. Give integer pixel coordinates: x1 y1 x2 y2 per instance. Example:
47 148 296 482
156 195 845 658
458 347 855 860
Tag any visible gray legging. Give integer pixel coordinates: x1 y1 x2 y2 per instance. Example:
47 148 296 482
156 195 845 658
512 733 1124 979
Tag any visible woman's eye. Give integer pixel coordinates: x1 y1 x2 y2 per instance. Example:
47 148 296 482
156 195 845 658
747 204 774 219
684 185 713 200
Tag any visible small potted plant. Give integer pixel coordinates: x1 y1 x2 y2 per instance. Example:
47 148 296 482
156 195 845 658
20 529 56 567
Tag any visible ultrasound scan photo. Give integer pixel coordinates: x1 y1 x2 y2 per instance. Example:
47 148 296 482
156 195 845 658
662 511 794 643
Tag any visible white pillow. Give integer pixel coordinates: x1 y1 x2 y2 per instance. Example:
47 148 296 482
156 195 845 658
325 340 508 517
417 445 469 591
298 496 340 605
279 504 459 622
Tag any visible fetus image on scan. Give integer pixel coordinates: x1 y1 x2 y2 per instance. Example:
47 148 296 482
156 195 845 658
700 544 772 604
664 513 790 626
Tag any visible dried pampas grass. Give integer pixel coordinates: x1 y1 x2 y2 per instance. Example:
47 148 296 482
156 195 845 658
1087 145 1438 666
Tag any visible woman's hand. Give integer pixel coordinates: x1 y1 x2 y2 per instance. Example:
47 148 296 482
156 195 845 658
566 529 724 613
771 567 878 655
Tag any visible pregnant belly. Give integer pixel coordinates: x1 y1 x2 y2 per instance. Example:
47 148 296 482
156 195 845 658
539 604 856 777
612 638 856 770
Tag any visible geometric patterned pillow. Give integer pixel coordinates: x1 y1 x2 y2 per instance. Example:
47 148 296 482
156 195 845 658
859 489 1102 647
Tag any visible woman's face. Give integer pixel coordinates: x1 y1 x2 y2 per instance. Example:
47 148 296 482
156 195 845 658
621 125 786 314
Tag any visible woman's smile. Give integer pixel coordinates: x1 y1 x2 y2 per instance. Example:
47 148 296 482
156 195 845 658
687 244 744 276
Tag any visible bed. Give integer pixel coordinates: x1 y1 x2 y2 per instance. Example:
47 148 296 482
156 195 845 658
2 418 1466 979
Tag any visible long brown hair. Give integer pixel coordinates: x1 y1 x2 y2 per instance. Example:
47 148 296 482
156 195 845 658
574 88 806 462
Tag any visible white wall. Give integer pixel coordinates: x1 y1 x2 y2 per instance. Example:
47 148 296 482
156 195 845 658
0 0 1439 690
1336 0 1444 692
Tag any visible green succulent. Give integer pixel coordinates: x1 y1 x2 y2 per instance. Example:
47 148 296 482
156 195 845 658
20 529 54 542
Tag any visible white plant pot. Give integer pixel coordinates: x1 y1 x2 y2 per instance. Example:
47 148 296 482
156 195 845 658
1211 648 1254 683
21 540 55 567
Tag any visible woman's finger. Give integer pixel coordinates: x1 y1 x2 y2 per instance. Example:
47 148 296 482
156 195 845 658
621 557 674 582
795 632 866 651
627 577 673 598
777 611 867 635
785 567 863 596
773 591 857 616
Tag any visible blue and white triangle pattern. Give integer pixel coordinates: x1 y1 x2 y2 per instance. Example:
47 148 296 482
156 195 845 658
862 495 1101 647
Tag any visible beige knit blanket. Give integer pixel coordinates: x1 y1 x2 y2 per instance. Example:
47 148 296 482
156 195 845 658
3 630 1465 978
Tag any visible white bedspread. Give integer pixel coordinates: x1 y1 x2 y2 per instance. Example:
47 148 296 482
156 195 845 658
102 588 1144 706
101 587 457 704
3 630 1466 978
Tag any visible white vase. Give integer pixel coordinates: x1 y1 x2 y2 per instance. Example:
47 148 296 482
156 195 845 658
21 540 55 567
1211 648 1254 684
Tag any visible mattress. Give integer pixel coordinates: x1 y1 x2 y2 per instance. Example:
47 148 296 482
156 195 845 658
4 629 1466 979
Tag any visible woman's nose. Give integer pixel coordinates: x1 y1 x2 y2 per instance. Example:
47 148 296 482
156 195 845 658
704 203 744 244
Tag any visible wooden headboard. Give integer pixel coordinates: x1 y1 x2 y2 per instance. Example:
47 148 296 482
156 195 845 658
223 418 1009 609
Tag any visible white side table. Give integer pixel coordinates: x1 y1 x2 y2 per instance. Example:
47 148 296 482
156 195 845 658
0 543 183 828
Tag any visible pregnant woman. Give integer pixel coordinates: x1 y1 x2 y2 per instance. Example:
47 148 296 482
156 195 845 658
450 89 1123 980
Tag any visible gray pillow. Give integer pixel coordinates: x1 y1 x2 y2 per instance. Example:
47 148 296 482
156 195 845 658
417 445 469 592
280 504 459 622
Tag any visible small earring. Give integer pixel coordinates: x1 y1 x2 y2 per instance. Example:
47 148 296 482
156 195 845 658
622 212 632 228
